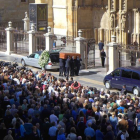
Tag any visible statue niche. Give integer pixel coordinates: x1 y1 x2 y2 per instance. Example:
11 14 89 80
110 14 114 29
121 15 126 30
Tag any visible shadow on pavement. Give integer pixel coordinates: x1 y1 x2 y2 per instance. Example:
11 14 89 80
79 71 101 76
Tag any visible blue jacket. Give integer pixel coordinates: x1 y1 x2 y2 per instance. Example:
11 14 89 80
24 123 33 135
98 42 104 50
57 133 66 140
96 130 104 140
84 127 95 137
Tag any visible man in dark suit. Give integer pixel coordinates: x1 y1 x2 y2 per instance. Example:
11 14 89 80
59 58 64 76
98 40 104 57
65 56 71 77
76 56 82 76
100 49 106 67
70 56 75 76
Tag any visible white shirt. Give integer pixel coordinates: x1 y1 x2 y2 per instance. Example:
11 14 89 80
118 130 129 140
13 78 20 85
22 78 26 84
116 99 121 105
50 114 58 126
48 86 54 93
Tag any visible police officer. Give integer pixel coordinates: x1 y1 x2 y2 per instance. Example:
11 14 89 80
76 56 82 76
65 56 71 77
70 56 75 76
100 49 106 67
59 58 64 76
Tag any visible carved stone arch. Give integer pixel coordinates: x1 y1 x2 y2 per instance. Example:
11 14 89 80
100 11 110 29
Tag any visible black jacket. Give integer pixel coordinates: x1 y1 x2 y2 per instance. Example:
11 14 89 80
101 51 106 58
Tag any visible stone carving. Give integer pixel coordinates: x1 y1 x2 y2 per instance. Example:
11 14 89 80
122 0 125 10
25 11 28 18
111 0 114 10
122 15 126 30
110 14 114 28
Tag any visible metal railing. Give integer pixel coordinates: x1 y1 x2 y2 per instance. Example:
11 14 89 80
13 31 29 55
35 33 45 51
0 30 7 52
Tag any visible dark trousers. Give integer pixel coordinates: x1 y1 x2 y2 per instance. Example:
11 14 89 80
65 67 69 76
76 66 80 75
59 66 63 75
101 57 105 67
70 68 74 76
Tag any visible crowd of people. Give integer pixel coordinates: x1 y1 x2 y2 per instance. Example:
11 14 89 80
0 63 140 140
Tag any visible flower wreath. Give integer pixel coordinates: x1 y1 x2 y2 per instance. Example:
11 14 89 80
38 50 49 68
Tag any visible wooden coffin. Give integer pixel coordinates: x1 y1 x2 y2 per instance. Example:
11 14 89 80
59 53 81 59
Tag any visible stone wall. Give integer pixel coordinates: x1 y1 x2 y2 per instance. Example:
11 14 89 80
34 0 140 45
0 0 35 22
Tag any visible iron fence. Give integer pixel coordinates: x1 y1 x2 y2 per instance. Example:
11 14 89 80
117 44 140 67
84 38 96 69
0 30 7 52
13 31 29 55
35 33 45 51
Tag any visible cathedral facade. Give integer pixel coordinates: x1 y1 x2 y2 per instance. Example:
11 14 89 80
35 0 140 45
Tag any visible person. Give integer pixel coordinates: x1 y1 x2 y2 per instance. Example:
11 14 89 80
95 126 104 140
104 125 114 140
117 129 129 140
98 40 104 57
59 58 64 76
100 49 106 67
65 56 71 77
109 112 118 137
84 122 95 139
67 127 77 140
75 56 82 76
121 85 127 95
70 56 75 76
48 122 57 140
3 130 14 140
57 128 66 140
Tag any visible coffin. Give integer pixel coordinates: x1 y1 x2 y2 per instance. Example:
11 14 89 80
59 53 81 59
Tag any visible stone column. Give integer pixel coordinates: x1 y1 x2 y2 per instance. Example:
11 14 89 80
94 28 98 44
107 36 119 74
75 30 86 68
100 28 104 42
28 24 36 55
133 9 138 41
44 26 55 51
22 12 30 40
5 21 15 55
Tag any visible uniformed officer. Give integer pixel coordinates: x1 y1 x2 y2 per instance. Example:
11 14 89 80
59 58 64 76
76 56 82 76
100 49 106 67
70 56 75 76
65 56 71 77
